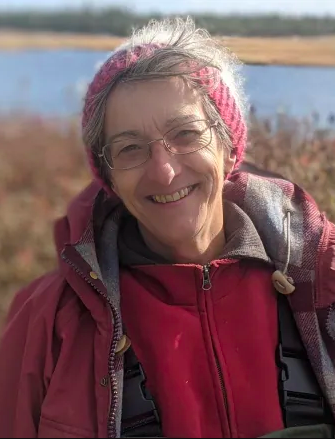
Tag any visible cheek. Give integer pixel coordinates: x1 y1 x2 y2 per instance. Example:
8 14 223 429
111 171 140 202
196 146 224 183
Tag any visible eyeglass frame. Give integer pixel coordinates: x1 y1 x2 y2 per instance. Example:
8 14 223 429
98 118 219 171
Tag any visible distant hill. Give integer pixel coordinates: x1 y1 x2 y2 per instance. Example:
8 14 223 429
1 8 335 37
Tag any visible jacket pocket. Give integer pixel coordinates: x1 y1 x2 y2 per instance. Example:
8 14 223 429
38 416 97 438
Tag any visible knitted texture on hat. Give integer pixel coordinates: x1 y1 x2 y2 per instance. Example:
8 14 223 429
82 44 247 193
192 67 247 167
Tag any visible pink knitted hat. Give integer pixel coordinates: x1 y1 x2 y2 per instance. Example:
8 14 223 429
82 44 247 194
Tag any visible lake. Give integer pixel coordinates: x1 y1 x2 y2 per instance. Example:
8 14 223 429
0 49 334 125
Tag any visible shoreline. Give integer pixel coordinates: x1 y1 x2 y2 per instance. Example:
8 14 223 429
1 30 335 67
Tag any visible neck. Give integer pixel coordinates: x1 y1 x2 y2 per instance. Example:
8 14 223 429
139 206 225 266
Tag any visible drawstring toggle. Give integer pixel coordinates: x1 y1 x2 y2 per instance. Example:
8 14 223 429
272 270 295 295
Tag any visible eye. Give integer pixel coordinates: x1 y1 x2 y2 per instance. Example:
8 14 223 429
177 129 197 137
173 129 200 143
118 144 143 154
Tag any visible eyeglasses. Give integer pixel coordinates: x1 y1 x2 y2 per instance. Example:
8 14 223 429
98 119 218 170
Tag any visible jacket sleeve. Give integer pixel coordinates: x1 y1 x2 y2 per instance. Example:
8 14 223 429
0 275 57 438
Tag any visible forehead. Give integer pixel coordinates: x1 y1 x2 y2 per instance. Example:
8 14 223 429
104 77 205 136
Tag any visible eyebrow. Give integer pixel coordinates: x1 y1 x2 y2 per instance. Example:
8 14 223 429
106 114 200 144
165 114 200 127
106 130 140 144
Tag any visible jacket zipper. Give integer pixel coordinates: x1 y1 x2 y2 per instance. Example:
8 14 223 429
202 264 231 436
202 264 212 290
62 253 121 438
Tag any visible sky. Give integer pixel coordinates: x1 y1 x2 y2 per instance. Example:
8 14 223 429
0 0 335 16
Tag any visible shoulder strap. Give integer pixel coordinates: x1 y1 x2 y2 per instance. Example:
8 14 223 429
277 293 334 427
121 346 163 438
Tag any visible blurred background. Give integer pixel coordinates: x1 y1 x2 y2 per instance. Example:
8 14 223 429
0 0 335 324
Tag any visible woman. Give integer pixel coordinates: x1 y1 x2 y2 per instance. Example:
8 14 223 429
1 17 335 439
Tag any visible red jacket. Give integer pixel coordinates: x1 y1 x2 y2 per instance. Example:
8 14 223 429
1 173 335 438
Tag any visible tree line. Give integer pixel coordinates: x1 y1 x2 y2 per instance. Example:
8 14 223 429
1 8 335 37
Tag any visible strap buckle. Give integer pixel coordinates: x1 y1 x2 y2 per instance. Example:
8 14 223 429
277 343 332 427
121 354 162 437
122 363 159 421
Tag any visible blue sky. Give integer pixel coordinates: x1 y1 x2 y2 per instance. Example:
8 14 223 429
0 0 335 16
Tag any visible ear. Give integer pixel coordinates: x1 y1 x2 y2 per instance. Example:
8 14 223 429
224 149 236 176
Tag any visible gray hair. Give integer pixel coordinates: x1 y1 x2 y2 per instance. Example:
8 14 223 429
83 17 248 184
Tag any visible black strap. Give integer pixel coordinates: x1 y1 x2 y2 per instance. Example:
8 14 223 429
121 347 163 438
276 293 334 428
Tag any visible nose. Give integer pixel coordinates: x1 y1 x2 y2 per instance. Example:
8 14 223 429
146 141 182 185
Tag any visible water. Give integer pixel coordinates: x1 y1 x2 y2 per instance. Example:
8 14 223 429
0 49 334 125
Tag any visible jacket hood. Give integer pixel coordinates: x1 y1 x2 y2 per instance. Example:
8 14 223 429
53 180 119 261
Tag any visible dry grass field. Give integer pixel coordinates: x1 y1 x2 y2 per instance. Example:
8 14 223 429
1 30 335 66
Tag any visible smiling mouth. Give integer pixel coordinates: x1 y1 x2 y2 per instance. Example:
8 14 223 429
149 184 198 204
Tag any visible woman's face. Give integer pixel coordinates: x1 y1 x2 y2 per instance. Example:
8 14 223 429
104 77 235 247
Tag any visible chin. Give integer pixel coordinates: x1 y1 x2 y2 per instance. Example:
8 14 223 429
158 222 202 245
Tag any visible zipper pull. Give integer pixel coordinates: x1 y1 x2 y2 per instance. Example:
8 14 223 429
202 264 212 291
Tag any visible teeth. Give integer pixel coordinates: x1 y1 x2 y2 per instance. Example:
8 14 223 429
152 186 194 204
